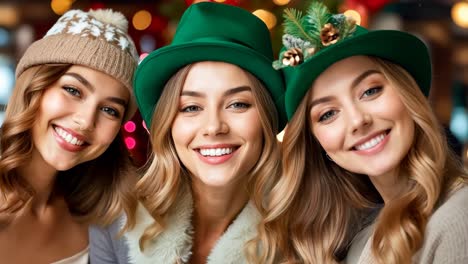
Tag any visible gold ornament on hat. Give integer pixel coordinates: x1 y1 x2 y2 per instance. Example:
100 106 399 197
320 23 340 46
282 47 304 66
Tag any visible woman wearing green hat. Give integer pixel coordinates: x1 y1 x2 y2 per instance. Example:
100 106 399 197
263 2 468 263
90 2 285 263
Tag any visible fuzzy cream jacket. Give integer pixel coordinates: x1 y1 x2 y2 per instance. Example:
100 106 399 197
90 190 261 264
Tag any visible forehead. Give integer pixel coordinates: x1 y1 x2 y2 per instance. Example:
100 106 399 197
310 56 379 96
182 61 252 91
63 65 129 99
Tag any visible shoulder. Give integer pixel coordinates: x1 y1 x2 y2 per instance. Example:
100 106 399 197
89 213 130 264
428 186 468 228
417 186 468 263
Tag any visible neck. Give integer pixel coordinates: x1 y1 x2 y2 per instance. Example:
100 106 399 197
369 167 407 203
191 178 249 236
17 149 59 214
189 179 249 263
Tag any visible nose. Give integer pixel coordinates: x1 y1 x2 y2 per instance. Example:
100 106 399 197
348 104 372 134
73 105 97 132
203 109 229 136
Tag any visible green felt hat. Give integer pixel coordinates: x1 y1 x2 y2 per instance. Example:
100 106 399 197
134 2 286 129
275 2 432 120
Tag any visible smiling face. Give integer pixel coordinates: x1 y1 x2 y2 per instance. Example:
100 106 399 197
32 65 129 171
308 56 415 180
171 61 264 188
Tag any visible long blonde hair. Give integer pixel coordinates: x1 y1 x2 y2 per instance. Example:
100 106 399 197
263 57 467 263
132 63 281 262
0 64 137 226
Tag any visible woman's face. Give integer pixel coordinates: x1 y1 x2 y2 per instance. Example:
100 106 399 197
171 61 264 188
32 65 129 171
308 56 414 179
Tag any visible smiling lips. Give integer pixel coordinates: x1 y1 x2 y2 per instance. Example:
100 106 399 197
199 147 234 157
352 130 390 154
195 146 238 165
54 126 85 146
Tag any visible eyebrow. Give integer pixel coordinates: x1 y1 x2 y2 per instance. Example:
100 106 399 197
309 69 382 109
63 72 128 107
64 72 94 92
350 69 381 89
181 86 252 97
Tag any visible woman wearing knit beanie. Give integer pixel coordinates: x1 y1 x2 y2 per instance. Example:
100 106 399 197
0 8 138 264
90 2 286 263
265 2 468 263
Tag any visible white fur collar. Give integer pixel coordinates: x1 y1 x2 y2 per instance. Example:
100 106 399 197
124 191 260 264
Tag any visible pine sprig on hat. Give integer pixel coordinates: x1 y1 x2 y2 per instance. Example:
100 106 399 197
303 1 331 46
273 1 357 69
282 9 315 45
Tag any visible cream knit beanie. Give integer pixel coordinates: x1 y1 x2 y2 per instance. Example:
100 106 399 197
16 9 139 121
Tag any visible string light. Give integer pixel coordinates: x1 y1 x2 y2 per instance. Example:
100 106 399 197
273 0 291 6
452 1 468 28
344 9 362 26
125 137 136 150
51 0 72 15
253 9 277 30
0 5 18 27
133 10 152 31
124 121 136 133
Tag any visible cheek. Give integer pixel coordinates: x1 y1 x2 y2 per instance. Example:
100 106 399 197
312 124 343 152
38 92 63 119
96 120 123 145
376 89 408 119
238 112 263 144
171 116 195 147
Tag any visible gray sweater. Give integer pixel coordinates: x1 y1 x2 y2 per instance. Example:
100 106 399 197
89 216 130 264
345 186 468 264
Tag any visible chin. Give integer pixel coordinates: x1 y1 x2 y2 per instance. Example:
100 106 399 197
200 179 232 188
46 158 78 171
54 164 76 171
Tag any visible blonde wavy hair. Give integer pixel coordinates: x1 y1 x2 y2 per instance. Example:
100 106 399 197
0 64 137 227
262 57 468 263
130 63 281 262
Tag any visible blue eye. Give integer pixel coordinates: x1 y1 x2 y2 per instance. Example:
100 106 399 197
63 86 81 97
319 110 338 122
181 105 202 113
362 87 382 98
229 102 251 109
101 106 120 118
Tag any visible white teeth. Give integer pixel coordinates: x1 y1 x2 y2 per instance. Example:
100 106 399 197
199 148 234 157
355 133 385 150
54 127 85 146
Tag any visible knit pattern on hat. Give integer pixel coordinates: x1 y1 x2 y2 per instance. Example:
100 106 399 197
16 9 139 120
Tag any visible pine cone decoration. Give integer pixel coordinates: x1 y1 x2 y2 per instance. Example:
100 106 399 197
320 23 340 46
282 47 304 66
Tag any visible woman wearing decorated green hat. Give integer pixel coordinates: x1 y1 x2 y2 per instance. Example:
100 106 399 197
90 2 285 263
263 2 468 263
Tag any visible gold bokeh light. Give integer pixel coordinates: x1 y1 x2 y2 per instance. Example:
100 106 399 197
253 9 277 30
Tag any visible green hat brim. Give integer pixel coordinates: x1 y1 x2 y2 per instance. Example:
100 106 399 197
284 29 431 120
134 40 287 129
